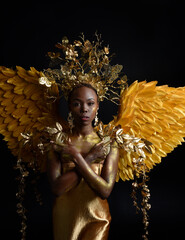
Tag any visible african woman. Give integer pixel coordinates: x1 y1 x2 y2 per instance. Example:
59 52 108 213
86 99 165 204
47 84 119 240
1 34 185 240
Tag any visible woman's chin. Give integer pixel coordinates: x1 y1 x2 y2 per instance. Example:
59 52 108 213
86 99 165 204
81 121 92 126
76 119 92 127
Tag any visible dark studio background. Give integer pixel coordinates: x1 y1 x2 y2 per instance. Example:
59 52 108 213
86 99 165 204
0 1 185 239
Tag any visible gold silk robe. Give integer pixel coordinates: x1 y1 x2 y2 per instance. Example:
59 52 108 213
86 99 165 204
52 134 111 240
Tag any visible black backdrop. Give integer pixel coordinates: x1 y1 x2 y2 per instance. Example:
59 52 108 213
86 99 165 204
0 1 185 239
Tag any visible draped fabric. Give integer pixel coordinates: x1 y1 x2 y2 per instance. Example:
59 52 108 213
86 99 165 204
52 163 111 240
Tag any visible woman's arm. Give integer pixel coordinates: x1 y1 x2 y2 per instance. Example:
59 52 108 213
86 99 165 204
46 142 106 197
47 140 119 198
73 143 119 199
47 149 80 197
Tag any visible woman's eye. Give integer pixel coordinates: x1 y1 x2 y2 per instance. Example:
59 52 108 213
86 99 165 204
88 102 94 106
73 102 80 107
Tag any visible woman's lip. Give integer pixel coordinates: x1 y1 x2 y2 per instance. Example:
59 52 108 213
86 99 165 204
81 116 89 121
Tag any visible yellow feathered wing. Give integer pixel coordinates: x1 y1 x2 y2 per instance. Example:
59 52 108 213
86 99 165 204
0 66 66 171
112 80 185 181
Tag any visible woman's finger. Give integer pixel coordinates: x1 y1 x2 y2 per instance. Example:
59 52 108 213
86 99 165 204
95 140 105 147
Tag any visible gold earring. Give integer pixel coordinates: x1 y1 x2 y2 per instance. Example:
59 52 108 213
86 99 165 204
94 111 99 126
68 112 74 132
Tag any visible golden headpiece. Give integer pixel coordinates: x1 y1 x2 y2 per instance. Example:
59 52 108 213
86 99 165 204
40 33 127 102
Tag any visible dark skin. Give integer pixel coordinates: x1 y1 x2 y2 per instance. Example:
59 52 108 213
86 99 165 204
47 86 119 199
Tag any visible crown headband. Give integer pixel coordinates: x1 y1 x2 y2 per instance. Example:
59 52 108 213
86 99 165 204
39 33 127 103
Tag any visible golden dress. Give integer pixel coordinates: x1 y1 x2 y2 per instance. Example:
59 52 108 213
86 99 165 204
52 135 111 240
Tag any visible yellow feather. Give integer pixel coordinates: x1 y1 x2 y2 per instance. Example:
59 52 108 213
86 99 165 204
16 66 40 84
0 73 9 80
155 148 167 157
120 171 127 181
4 116 14 124
6 104 16 114
27 105 40 116
1 68 16 77
13 95 25 104
21 99 33 108
23 84 39 99
0 127 7 135
14 84 26 94
116 173 120 182
173 135 184 144
119 155 127 168
0 82 14 91
174 107 185 117
141 124 156 136
7 75 26 87
150 121 163 133
32 122 44 130
151 153 161 163
139 111 155 123
155 118 169 129
179 127 185 134
13 125 27 138
0 107 7 117
148 135 162 148
128 167 134 179
3 132 13 142
0 117 3 124
3 90 14 99
126 152 133 167
145 156 155 169
19 115 32 125
12 108 27 119
125 80 139 97
7 138 17 148
0 90 4 98
118 160 123 170
1 98 12 106
138 102 154 113
7 120 18 132
133 119 143 128
161 142 174 153
28 67 40 77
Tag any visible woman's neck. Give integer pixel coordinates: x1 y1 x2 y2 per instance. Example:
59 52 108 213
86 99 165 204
72 124 94 137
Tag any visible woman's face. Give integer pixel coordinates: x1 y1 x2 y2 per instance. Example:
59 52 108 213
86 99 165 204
69 86 99 126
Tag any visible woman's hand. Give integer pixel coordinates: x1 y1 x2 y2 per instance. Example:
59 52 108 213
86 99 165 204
63 140 80 160
51 139 79 160
85 140 109 164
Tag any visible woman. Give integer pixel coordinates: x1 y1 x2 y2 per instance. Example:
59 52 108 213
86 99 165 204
47 84 119 240
1 34 185 240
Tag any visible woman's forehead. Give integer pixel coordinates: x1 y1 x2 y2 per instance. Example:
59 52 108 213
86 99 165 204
70 86 98 101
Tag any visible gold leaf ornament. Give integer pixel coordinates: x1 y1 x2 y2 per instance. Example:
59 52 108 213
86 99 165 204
39 76 52 87
45 33 125 103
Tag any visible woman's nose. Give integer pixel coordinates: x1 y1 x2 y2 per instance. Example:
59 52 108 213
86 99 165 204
81 104 88 112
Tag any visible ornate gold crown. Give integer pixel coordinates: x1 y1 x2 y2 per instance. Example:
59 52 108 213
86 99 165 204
39 33 127 102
